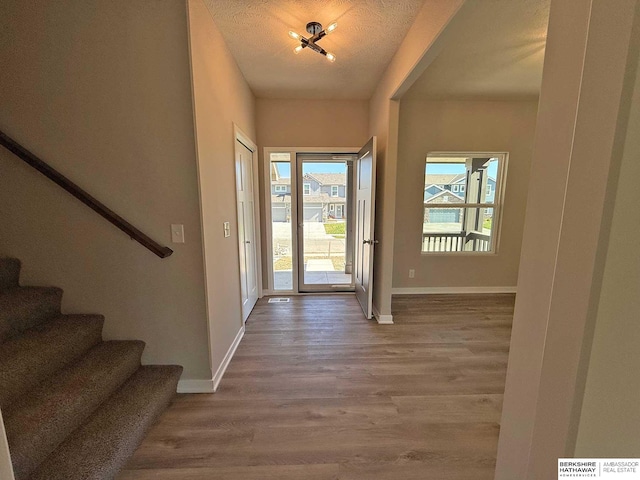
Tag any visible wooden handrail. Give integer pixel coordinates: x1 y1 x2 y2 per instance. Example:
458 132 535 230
0 131 173 258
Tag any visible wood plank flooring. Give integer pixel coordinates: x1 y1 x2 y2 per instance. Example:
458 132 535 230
118 293 515 480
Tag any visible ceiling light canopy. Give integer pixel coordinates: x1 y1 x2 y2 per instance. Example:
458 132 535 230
288 21 337 62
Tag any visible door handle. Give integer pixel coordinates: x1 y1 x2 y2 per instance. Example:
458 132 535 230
245 241 251 244
363 239 379 245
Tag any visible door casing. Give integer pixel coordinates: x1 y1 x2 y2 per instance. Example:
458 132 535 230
234 125 262 322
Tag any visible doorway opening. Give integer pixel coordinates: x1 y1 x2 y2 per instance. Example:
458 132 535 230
264 141 377 318
266 151 355 293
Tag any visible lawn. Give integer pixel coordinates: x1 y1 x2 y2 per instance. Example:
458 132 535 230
324 222 346 236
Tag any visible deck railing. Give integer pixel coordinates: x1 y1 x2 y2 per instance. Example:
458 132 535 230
422 231 491 252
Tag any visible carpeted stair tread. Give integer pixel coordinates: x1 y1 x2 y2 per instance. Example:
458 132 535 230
5 340 145 480
0 287 63 343
29 365 183 480
0 314 104 408
0 258 21 290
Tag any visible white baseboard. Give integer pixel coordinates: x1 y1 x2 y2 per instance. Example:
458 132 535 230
372 305 394 325
177 326 245 394
392 286 517 295
177 379 215 394
212 326 245 392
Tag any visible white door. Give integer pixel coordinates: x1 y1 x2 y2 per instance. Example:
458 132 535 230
235 140 258 322
354 137 377 319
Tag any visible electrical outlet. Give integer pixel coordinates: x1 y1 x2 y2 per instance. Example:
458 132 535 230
171 224 185 244
408 269 415 278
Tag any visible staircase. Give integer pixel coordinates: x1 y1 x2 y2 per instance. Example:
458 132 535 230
0 258 182 480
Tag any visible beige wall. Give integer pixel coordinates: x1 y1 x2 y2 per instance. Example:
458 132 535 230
255 98 368 287
393 99 538 289
496 0 639 477
256 99 368 149
187 0 256 381
573 25 640 456
0 0 210 379
368 0 466 316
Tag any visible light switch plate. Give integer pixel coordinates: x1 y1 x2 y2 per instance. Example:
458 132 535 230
171 224 185 244
223 222 231 238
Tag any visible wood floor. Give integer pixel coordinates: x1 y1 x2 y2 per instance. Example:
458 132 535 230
118 293 514 480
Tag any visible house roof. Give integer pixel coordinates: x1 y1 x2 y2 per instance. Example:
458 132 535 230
271 194 291 204
305 173 346 185
272 178 291 185
424 173 497 187
271 193 345 204
425 174 466 186
424 189 465 204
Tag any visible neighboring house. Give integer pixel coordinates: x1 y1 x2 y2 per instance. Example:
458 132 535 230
424 173 496 203
269 173 346 222
300 173 347 222
269 165 346 223
423 188 465 224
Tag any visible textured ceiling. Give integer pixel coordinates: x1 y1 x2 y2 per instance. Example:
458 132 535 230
405 0 550 100
203 0 426 99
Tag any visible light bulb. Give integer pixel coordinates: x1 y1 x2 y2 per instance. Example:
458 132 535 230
294 45 303 54
326 22 338 33
326 52 336 62
288 30 300 40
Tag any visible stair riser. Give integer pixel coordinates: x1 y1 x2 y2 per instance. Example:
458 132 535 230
6 341 145 480
0 315 104 408
0 258 182 480
28 366 183 480
0 288 63 342
0 258 20 290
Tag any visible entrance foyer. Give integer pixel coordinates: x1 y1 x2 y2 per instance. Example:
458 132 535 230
119 293 514 479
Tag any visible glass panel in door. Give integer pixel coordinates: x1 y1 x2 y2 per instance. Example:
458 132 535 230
298 159 353 290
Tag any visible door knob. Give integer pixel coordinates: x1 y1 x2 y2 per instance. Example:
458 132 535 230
363 239 379 245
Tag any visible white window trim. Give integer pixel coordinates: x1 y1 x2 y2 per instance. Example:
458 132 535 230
331 185 339 197
274 185 287 192
452 184 459 193
329 204 335 212
303 183 311 195
422 152 508 256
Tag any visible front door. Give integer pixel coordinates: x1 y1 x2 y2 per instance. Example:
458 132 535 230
235 139 258 322
354 137 377 319
297 156 353 292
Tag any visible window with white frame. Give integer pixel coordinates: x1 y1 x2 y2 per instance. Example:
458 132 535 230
422 153 506 254
274 185 287 193
303 183 311 195
331 185 339 197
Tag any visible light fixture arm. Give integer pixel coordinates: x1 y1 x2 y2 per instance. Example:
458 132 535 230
300 37 327 56
289 21 337 62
